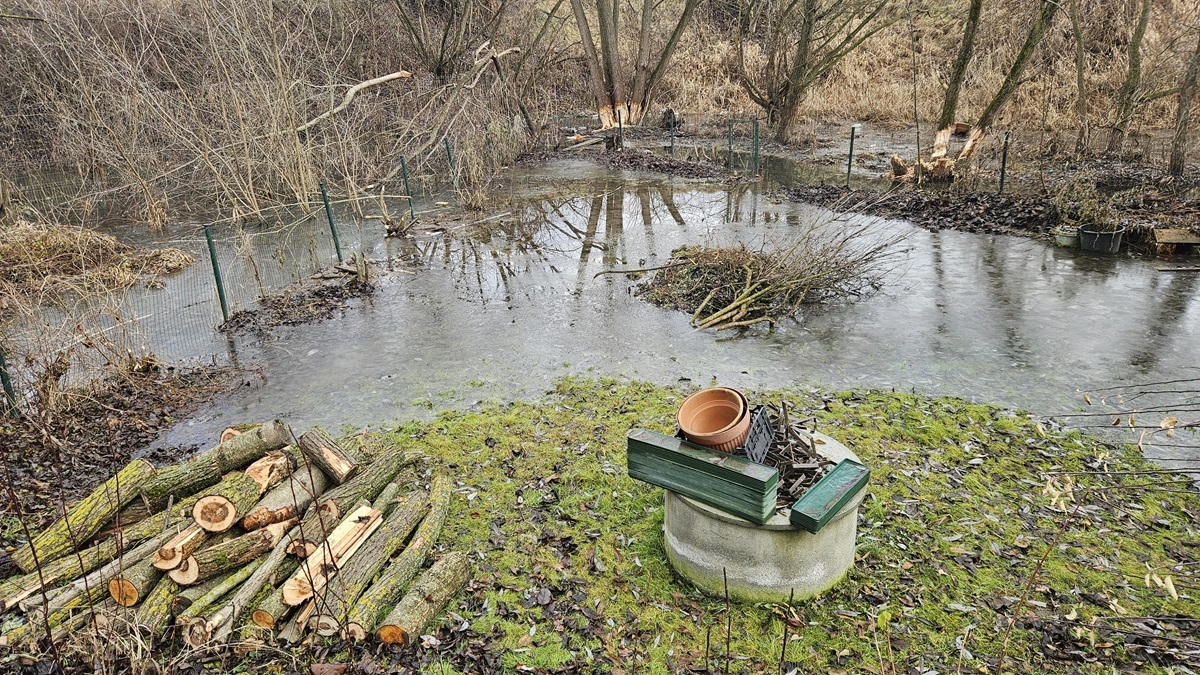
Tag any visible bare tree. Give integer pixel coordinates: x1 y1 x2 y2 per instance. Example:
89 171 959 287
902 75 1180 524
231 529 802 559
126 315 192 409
1169 29 1200 176
735 0 893 143
1105 0 1152 154
1069 0 1088 154
975 0 1061 130
394 0 510 77
938 0 984 130
569 0 701 128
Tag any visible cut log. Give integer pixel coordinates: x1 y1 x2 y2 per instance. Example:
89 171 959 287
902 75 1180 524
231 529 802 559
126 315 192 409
109 557 162 606
219 423 259 443
13 458 156 572
0 583 107 648
241 465 329 531
286 449 421 556
0 537 119 611
373 482 401 513
132 420 290 515
176 557 264 647
171 573 224 617
376 551 471 645
281 505 382 606
313 491 430 635
344 475 451 639
43 523 187 616
134 575 179 638
244 452 293 493
152 523 208 571
170 520 292 585
298 428 358 484
251 588 293 629
208 525 301 643
192 472 263 532
276 599 314 644
285 499 340 557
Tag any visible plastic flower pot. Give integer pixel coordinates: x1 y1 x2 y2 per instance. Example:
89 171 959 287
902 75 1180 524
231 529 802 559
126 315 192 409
1078 224 1125 253
1052 226 1079 248
677 387 751 453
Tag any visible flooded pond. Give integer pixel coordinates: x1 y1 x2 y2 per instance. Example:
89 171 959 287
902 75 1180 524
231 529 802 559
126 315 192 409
104 158 1196 468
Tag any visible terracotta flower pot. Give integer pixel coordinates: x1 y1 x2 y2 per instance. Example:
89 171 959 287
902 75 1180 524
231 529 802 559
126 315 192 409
677 387 751 453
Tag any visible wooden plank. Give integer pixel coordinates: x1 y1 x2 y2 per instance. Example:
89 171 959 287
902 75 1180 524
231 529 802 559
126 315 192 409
789 459 870 533
1153 263 1200 272
1154 228 1200 244
626 429 777 486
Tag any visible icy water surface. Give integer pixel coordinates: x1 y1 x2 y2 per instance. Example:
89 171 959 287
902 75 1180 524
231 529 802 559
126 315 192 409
119 159 1197 467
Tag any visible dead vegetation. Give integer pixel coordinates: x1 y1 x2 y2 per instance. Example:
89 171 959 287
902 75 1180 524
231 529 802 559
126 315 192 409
636 216 903 331
0 220 192 313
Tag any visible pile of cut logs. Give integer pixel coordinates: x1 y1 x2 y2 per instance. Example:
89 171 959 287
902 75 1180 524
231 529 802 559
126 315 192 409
0 421 471 651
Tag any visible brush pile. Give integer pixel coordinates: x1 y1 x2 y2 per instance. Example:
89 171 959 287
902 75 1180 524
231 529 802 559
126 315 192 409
0 422 470 652
636 223 901 331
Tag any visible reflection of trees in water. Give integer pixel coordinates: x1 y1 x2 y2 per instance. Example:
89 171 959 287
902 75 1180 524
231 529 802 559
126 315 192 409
1126 272 1199 373
411 179 720 300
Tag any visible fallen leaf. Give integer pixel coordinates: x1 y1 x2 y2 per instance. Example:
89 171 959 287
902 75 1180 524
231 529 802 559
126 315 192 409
311 665 347 675
1161 416 1179 429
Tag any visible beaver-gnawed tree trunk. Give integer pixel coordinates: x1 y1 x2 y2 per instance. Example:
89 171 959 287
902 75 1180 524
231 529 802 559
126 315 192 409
938 0 985 130
975 0 1060 130
570 0 701 128
1169 30 1200 176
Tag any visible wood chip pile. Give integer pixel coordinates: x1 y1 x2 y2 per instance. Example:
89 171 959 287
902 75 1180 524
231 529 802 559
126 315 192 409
0 422 471 651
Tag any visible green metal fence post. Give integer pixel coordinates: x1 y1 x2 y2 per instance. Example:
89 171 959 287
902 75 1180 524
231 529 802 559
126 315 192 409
998 131 1011 195
0 344 18 417
319 182 344 263
752 121 760 175
727 120 734 169
846 124 861 187
400 156 415 219
204 225 230 323
669 113 675 155
444 138 456 181
617 115 624 150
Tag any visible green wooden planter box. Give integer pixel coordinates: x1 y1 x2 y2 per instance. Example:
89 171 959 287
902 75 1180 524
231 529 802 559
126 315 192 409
788 459 870 533
626 429 778 525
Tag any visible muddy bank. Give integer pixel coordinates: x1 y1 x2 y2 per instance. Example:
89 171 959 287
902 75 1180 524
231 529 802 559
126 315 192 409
784 184 1058 237
221 270 376 336
0 361 245 542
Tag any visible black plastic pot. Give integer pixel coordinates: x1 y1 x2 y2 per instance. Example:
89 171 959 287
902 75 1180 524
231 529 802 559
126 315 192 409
1078 224 1125 253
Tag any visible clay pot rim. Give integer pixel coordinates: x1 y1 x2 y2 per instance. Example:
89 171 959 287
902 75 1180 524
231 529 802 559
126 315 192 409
677 387 746 437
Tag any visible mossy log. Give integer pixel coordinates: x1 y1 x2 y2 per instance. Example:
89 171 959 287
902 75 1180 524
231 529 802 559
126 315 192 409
176 557 265 647
344 475 451 640
241 465 328 531
373 482 401 513
313 490 429 636
219 423 259 443
0 583 107 648
287 449 421 556
298 428 358 484
251 587 293 629
170 520 291 585
0 537 118 611
109 557 162 606
132 420 290 514
375 551 471 645
43 523 186 616
134 575 179 638
170 573 223 617
13 458 156 572
208 525 300 643
151 522 208 570
275 599 314 644
192 472 263 532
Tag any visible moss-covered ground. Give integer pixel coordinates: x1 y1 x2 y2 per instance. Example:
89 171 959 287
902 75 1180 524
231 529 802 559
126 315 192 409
322 377 1198 674
11 377 1198 674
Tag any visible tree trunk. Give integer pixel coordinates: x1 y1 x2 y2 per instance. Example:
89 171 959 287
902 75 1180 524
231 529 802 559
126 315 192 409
209 525 302 643
133 575 179 638
939 0 984 130
1106 0 1152 153
298 429 358 484
281 505 382 605
1069 0 1088 154
108 557 162 606
241 465 328 531
0 537 118 611
170 520 291 585
313 491 430 635
1169 31 1200 176
975 0 1061 130
286 449 421 556
152 523 208 570
13 458 156 572
133 420 289 514
344 475 452 640
375 551 471 645
192 472 264 532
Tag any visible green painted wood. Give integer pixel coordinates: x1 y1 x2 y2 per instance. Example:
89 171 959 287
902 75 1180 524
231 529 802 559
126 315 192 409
788 459 870 534
626 429 777 525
